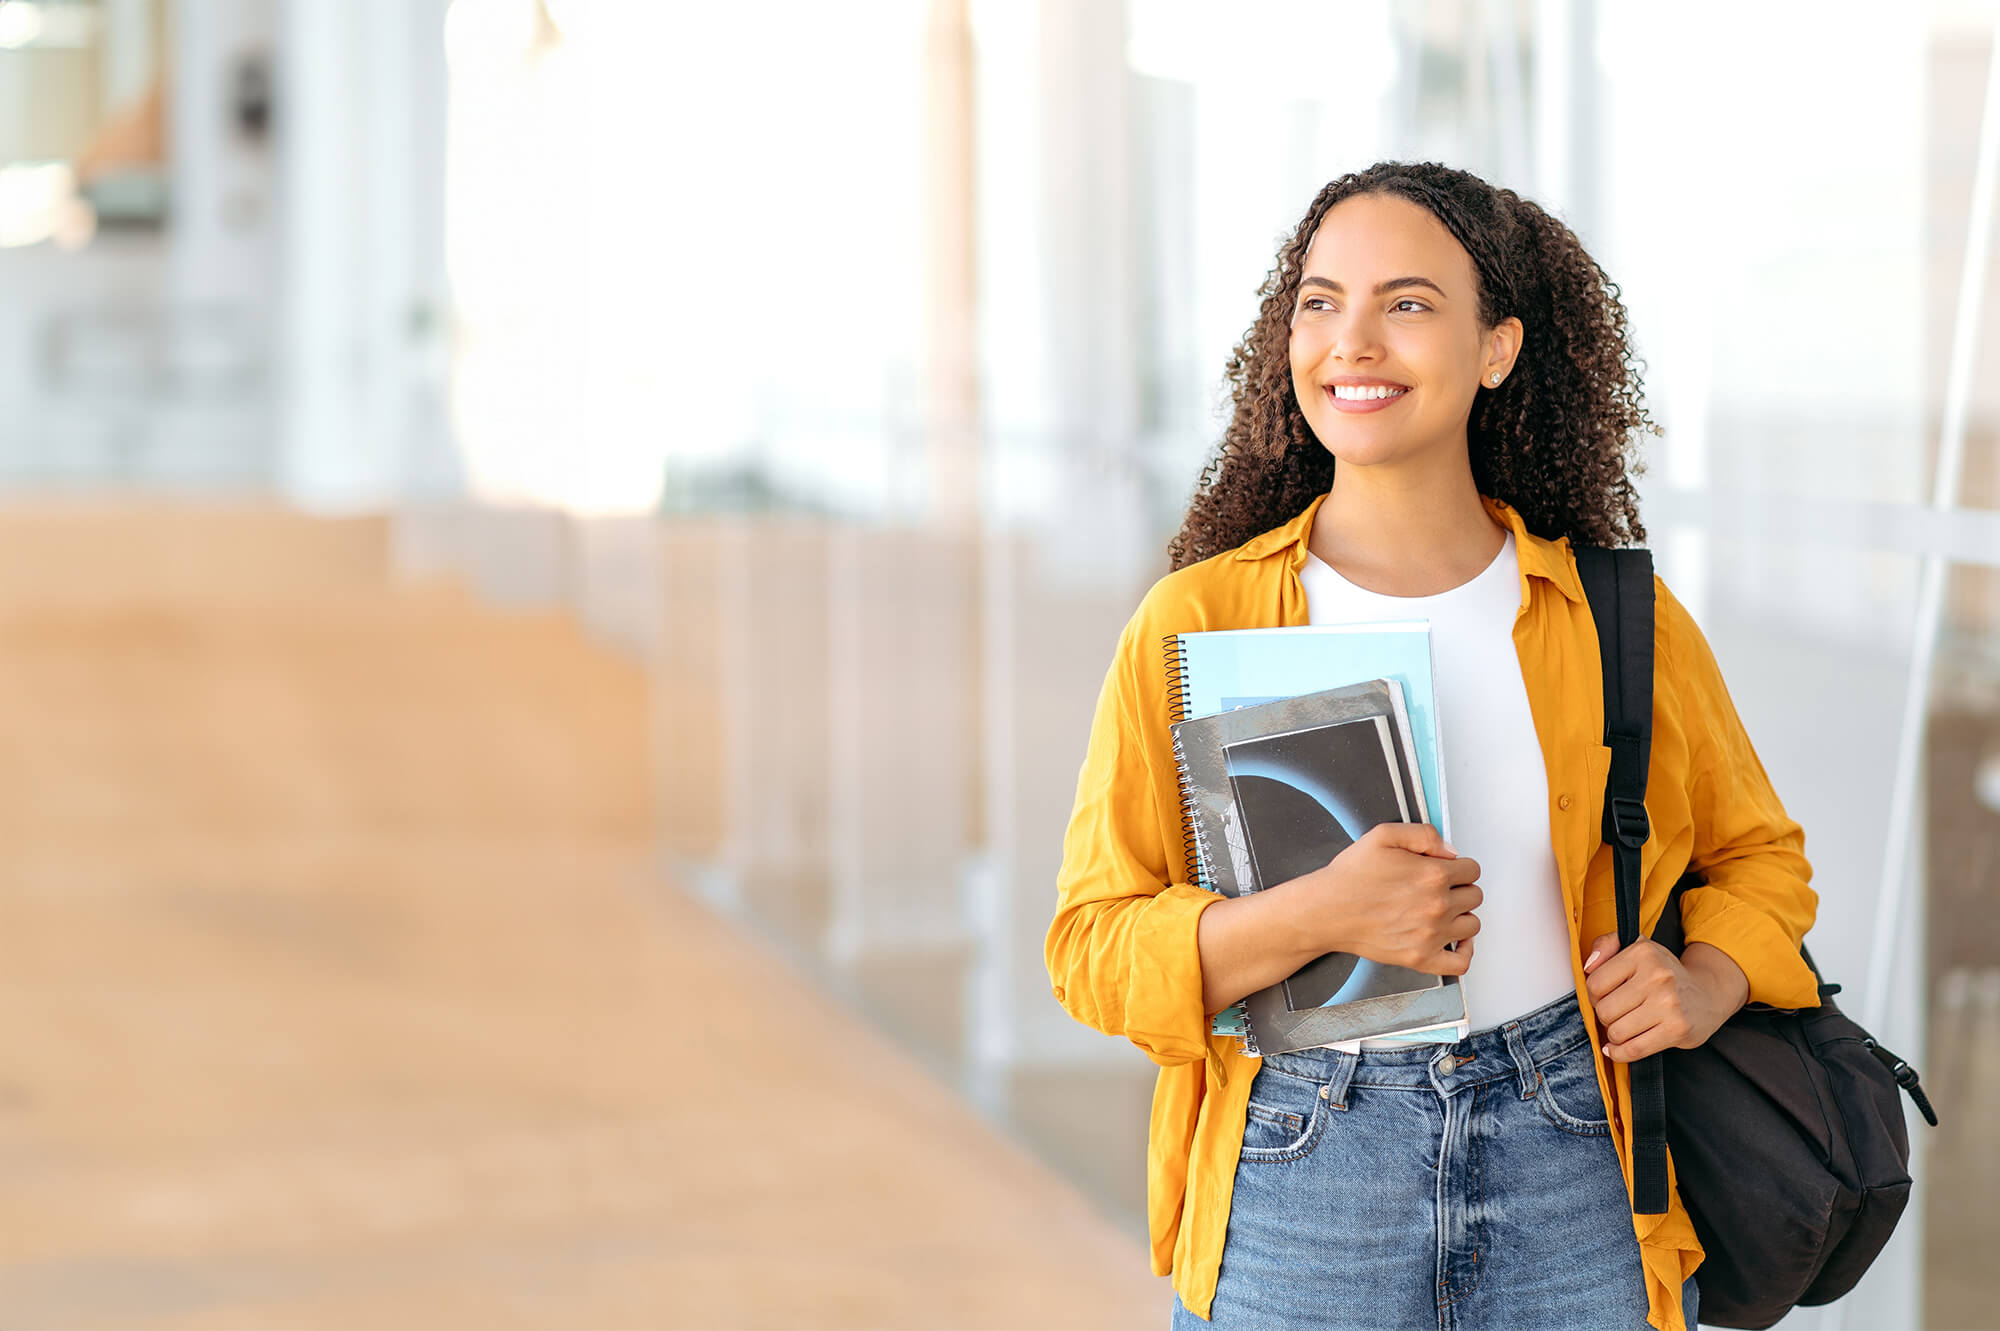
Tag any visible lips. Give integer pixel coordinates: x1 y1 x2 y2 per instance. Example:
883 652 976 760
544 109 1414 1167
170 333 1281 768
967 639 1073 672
1323 383 1410 414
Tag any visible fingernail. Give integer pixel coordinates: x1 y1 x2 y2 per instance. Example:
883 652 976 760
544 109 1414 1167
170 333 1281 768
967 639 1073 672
1442 840 1460 857
1584 947 1603 971
1602 1043 1612 1058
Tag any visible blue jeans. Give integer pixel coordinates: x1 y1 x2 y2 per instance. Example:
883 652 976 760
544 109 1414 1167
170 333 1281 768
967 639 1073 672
1171 990 1699 1331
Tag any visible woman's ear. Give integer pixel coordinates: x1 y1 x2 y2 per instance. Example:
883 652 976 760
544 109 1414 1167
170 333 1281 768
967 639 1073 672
1484 316 1525 383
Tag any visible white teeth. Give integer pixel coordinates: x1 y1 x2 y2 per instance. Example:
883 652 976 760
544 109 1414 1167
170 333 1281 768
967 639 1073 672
1331 384 1408 400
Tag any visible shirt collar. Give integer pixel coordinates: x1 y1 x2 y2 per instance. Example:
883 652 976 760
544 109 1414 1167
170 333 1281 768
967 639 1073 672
1231 489 1586 605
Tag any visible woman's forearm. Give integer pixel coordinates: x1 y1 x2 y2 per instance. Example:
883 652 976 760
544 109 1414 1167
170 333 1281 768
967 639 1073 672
1195 880 1329 1017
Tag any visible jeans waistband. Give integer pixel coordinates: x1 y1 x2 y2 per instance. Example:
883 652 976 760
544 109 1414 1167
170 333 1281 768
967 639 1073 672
1252 987 1591 1101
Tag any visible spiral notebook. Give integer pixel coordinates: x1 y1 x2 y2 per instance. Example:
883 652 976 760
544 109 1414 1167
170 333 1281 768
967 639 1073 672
1162 624 1467 1056
1171 679 1469 1054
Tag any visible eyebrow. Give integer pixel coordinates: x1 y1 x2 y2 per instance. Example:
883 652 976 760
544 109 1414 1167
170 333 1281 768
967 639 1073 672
1299 275 1448 299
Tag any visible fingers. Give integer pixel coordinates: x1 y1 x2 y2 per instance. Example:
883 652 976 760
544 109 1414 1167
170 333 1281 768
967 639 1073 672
1602 1006 1693 1061
1583 938 1668 1007
1603 1002 1692 1051
1372 821 1460 859
1581 932 1621 975
1434 937 1474 976
1445 882 1484 914
1590 942 1695 1060
1588 975 1645 1028
1446 910 1482 943
1410 937 1474 976
1601 1020 1669 1061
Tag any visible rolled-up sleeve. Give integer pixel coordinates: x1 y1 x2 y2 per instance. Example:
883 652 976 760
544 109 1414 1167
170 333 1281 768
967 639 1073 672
1659 579 1822 1010
1045 610 1222 1067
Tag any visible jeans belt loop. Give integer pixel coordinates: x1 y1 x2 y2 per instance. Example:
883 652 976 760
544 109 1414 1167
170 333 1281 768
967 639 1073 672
1502 1021 1541 1100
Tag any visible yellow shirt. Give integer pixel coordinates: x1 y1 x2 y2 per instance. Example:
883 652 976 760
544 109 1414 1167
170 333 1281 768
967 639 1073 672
1046 491 1822 1331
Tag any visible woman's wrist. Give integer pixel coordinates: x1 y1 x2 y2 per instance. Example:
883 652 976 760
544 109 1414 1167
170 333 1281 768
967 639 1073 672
1197 883 1337 1016
1267 869 1364 964
1681 941 1750 1017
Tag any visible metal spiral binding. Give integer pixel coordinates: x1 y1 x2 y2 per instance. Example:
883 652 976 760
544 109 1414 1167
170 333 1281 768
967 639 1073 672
1169 729 1210 892
1162 634 1204 890
1237 1015 1261 1059
1165 632 1259 1056
1163 633 1193 725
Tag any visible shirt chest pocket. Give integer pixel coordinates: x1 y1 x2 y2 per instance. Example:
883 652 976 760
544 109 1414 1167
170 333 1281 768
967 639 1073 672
1582 742 1613 854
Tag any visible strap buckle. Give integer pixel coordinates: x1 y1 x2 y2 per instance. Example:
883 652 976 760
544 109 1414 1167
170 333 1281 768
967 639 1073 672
1608 796 1650 849
1864 1038 1920 1090
1865 1037 1941 1126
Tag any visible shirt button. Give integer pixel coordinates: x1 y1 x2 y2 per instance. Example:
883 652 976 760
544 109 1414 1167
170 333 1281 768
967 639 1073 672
1558 794 1572 811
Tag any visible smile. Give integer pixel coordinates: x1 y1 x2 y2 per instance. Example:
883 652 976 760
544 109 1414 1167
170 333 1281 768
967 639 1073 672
1324 384 1410 413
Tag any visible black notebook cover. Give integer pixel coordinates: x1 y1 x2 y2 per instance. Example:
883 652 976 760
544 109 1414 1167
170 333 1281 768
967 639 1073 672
1223 717 1443 1012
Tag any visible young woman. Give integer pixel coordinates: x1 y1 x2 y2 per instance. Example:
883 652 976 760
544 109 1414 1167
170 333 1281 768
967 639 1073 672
1046 161 1822 1331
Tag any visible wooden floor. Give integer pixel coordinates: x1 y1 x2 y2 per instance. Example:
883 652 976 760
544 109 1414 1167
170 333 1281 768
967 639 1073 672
0 504 1165 1329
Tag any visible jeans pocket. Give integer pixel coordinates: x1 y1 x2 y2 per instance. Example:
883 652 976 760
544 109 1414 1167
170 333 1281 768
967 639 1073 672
1237 1062 1332 1163
1531 1036 1613 1136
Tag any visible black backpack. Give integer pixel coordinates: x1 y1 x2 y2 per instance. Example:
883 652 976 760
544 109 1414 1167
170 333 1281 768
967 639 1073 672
1574 545 1938 1331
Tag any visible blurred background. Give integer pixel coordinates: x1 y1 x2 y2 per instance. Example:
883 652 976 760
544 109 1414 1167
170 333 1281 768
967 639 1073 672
0 0 1994 1326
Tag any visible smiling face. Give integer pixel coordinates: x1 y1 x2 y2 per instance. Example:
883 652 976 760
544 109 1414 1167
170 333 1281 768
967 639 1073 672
1288 191 1520 478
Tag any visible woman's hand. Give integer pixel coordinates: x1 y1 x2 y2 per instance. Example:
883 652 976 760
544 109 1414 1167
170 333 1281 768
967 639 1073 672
1582 934 1749 1061
1279 822 1482 975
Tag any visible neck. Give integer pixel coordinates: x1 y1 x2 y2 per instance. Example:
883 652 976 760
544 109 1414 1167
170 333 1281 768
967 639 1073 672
1308 461 1506 598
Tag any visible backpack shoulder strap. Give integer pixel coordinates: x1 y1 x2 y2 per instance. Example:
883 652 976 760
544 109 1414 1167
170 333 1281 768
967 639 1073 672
1573 543 1671 1216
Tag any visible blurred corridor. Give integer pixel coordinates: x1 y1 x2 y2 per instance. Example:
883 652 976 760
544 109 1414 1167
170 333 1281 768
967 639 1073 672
4 0 1999 1326
0 505 1160 1327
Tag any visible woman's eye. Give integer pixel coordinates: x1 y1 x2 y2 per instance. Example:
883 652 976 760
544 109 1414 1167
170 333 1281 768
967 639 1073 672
1394 299 1429 313
1300 297 1330 312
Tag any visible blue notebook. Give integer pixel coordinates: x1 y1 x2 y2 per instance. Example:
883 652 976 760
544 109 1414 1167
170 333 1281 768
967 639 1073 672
1167 622 1449 840
1162 622 1461 1050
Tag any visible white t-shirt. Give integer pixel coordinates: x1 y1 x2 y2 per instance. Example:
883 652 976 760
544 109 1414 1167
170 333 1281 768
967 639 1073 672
1298 529 1576 1048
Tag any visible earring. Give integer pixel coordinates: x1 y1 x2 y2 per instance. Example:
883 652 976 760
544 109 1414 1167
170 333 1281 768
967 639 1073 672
1489 373 1502 385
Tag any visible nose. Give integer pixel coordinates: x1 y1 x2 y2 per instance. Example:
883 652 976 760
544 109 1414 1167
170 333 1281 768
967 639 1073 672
1323 306 1384 367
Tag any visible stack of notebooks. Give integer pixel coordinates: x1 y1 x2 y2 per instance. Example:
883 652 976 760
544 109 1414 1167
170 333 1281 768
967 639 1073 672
1165 622 1468 1058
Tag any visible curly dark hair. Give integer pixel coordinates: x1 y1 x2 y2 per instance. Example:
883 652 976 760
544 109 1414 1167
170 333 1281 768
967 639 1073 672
1168 161 1659 570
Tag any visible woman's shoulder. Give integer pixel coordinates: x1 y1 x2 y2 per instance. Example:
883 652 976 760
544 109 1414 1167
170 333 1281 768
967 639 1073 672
1123 545 1271 644
1647 570 1704 668
1642 570 1743 710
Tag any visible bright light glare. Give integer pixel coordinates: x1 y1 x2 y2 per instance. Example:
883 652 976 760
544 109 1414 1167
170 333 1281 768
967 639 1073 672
1127 0 1397 99
443 0 543 72
0 163 76 248
0 1 97 49
542 0 589 41
1978 747 2000 815
0 3 45 49
445 0 927 516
